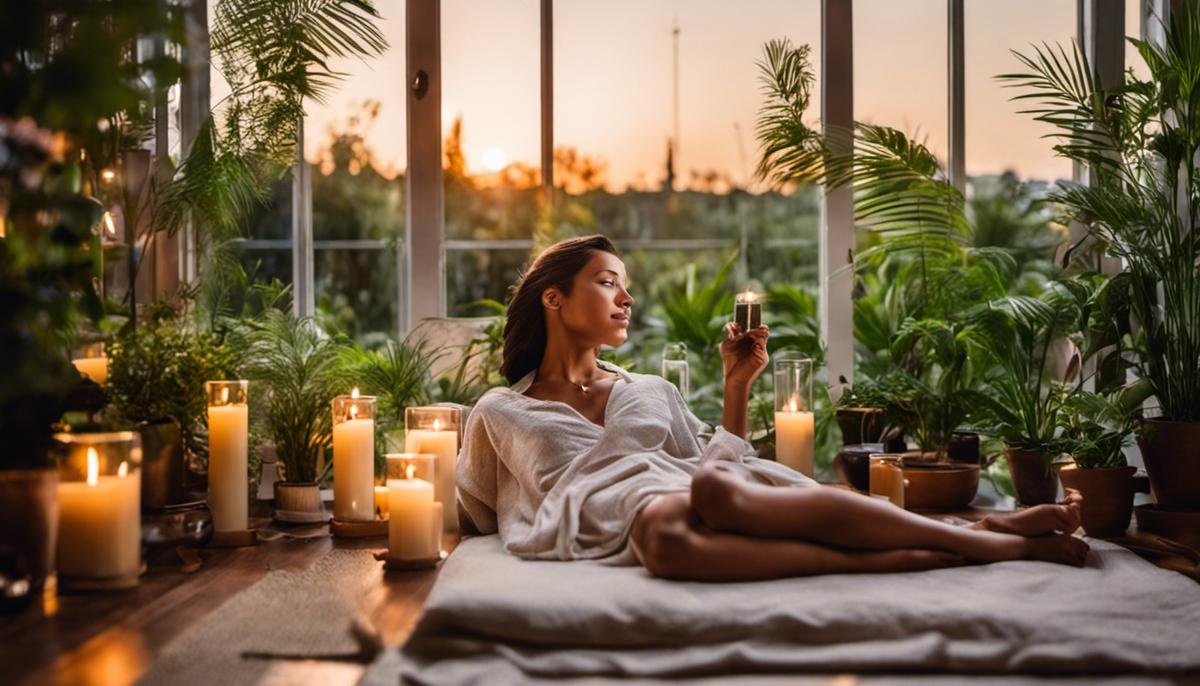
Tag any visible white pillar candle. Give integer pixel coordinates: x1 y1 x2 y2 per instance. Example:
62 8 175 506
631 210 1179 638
333 390 377 522
775 409 815 477
72 356 109 384
405 428 459 531
57 448 141 580
207 381 249 532
431 501 444 553
387 470 437 560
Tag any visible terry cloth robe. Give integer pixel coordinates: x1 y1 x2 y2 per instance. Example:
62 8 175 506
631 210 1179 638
456 360 817 566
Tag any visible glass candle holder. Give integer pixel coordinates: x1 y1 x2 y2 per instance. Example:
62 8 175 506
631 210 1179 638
405 406 461 533
869 453 906 508
734 289 762 330
54 431 142 586
385 453 440 561
71 341 109 385
332 389 377 522
774 352 815 477
661 342 690 402
206 380 249 532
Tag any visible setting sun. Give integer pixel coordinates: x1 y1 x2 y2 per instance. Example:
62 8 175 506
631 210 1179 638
479 145 508 173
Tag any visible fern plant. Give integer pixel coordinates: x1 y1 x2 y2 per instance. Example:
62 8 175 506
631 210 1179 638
237 310 347 484
1001 8 1200 421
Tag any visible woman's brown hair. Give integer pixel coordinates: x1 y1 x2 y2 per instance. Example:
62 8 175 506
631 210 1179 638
500 235 619 385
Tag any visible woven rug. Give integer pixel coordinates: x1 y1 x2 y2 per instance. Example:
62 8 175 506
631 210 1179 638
138 549 381 686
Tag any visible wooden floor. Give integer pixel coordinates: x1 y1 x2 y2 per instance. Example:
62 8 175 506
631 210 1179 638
3 499 1195 686
1 518 458 686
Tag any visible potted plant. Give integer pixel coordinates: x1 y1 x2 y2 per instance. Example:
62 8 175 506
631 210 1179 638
238 310 345 515
107 302 237 509
1058 385 1151 537
1004 9 1200 509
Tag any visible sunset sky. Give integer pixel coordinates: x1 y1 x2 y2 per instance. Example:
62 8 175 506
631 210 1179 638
281 0 1151 189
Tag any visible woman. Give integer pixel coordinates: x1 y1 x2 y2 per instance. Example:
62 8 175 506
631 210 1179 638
457 235 1089 581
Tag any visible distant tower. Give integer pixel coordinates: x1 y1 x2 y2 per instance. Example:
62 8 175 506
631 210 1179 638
672 16 681 178
663 137 676 192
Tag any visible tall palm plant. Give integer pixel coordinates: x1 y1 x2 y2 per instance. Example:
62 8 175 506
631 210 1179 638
1000 9 1200 421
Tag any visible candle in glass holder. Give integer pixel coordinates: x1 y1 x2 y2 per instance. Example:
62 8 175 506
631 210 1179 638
869 454 906 507
774 352 815 477
734 289 762 330
207 381 249 532
333 389 377 522
385 454 438 561
54 432 142 586
661 342 690 402
72 341 109 385
405 407 461 532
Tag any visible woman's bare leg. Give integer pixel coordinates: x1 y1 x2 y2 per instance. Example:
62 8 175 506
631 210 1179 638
632 493 966 581
690 467 1088 566
972 489 1082 536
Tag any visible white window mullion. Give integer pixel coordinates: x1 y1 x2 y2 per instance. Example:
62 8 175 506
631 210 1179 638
292 119 315 317
948 0 965 194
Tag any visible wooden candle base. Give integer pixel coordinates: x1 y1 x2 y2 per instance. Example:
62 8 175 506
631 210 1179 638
58 562 146 591
373 549 441 570
208 529 258 548
331 518 388 539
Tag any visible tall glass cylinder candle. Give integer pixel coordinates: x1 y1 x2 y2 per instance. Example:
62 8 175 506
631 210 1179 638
72 341 109 385
774 352 815 477
333 389 377 522
661 342 690 402
207 381 249 532
734 289 762 330
405 406 461 532
54 432 142 585
385 454 438 561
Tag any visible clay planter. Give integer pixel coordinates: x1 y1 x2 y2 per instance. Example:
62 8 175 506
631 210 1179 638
836 408 886 445
1005 448 1058 506
900 460 980 511
948 432 981 465
274 481 322 513
1137 419 1200 510
0 469 58 602
1059 465 1137 538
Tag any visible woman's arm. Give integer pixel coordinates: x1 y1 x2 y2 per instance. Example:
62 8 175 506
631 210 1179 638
719 323 769 439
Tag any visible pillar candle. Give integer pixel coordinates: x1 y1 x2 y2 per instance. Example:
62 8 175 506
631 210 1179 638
374 485 389 519
387 472 437 560
405 428 459 531
869 456 906 508
333 417 375 521
57 449 141 580
775 409 815 477
208 402 248 532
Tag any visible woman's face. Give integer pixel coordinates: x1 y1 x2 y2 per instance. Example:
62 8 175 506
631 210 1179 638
545 251 635 348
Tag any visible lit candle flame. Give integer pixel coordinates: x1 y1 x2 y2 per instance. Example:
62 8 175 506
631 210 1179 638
351 387 360 399
86 448 99 487
406 463 415 480
743 289 756 303
118 461 128 478
220 386 229 405
100 168 116 183
433 418 443 432
350 404 359 419
788 400 798 413
102 211 116 236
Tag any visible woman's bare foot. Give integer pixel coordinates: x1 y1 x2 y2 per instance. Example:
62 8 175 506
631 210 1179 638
1022 533 1091 567
975 489 1082 537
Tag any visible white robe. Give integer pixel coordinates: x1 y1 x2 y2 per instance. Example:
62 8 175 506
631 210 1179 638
456 360 817 565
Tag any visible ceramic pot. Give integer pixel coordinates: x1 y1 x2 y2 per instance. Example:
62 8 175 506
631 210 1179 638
274 481 322 513
139 420 187 511
948 432 980 465
836 408 886 445
0 469 58 604
1059 465 1136 538
1137 419 1200 510
900 459 980 511
1005 448 1058 506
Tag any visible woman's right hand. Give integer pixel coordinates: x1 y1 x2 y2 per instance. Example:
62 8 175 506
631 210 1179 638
720 322 769 391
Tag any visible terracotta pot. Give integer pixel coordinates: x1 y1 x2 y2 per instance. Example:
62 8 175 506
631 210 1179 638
1137 419 1200 510
901 460 980 511
1059 465 1136 538
274 481 322 513
1134 505 1200 551
0 469 58 599
1005 448 1058 506
836 408 886 445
